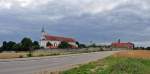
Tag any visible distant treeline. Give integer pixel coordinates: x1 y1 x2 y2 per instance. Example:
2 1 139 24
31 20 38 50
0 37 40 51
134 47 150 50
0 37 88 52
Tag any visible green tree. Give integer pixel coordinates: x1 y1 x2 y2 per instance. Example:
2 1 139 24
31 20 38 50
76 42 80 47
1 41 19 51
21 37 33 51
32 41 40 49
46 42 52 47
89 43 96 47
1 41 7 50
79 44 87 48
12 43 21 51
58 41 71 49
0 45 2 52
6 41 16 51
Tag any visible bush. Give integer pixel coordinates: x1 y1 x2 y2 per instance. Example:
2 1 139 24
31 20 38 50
27 52 33 57
58 41 72 49
79 44 87 48
146 47 150 50
39 54 45 57
50 53 61 56
19 55 24 58
32 41 40 49
46 42 52 47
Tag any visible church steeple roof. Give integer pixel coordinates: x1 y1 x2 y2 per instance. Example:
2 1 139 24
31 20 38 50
41 25 45 33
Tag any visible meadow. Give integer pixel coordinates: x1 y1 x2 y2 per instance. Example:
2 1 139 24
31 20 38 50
61 50 150 74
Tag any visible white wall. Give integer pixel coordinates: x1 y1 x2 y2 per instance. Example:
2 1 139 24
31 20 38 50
40 40 78 48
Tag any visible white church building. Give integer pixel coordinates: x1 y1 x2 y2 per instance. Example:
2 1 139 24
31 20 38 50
40 27 78 48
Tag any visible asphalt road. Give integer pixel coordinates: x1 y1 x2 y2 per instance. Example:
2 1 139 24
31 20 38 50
0 51 118 74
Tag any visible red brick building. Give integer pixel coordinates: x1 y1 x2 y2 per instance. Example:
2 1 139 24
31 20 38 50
111 40 134 49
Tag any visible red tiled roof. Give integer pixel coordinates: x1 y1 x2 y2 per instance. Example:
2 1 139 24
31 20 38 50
44 35 76 42
111 42 134 48
112 42 134 45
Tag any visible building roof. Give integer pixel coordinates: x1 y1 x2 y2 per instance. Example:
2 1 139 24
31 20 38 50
112 42 134 45
111 42 134 48
44 35 76 42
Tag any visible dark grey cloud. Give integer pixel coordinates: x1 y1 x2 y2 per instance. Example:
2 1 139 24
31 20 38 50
0 0 150 46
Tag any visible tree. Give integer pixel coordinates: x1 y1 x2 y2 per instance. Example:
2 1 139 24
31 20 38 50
79 44 87 48
32 41 40 49
0 45 2 52
21 37 33 51
89 43 96 47
146 47 150 50
7 41 16 51
1 41 16 51
58 41 71 49
75 42 87 48
1 37 40 51
12 43 21 51
76 42 80 47
33 41 39 46
1 41 19 51
1 41 7 50
46 42 52 47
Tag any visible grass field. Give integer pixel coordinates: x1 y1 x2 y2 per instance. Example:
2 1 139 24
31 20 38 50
61 50 150 74
114 50 150 59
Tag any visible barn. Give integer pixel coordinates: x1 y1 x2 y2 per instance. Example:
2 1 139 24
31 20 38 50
111 40 134 49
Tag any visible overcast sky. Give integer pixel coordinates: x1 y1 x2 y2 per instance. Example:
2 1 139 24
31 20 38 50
0 0 150 46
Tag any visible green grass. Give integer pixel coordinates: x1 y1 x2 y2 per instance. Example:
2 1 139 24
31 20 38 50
61 57 150 74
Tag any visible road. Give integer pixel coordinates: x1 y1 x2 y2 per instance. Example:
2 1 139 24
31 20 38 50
0 51 118 74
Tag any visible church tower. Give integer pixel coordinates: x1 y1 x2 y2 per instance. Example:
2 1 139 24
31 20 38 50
40 25 48 48
118 39 121 43
41 26 48 40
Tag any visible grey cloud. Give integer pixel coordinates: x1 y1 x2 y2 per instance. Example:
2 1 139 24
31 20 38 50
0 0 150 46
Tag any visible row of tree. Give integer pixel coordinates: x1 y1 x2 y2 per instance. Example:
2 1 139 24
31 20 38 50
0 37 88 51
0 37 40 51
134 47 150 50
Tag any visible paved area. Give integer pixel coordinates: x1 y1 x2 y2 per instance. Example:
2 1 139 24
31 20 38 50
0 51 118 74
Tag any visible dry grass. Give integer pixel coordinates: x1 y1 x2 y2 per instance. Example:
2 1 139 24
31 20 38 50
0 52 27 59
0 51 61 59
0 48 103 59
0 50 67 59
113 50 150 59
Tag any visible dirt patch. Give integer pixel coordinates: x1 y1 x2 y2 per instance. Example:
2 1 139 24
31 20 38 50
113 50 150 59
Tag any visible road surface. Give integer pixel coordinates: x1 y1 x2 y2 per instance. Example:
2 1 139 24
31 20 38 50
0 51 118 74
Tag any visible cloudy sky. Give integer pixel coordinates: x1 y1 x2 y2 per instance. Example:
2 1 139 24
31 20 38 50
0 0 150 46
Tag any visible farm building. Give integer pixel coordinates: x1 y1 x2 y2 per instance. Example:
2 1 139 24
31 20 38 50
111 39 134 49
40 27 78 48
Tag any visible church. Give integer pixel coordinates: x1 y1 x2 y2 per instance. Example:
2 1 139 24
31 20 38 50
40 27 78 48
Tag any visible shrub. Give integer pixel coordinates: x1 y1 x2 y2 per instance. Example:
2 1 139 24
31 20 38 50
58 41 72 49
46 42 52 47
27 52 33 57
19 55 24 58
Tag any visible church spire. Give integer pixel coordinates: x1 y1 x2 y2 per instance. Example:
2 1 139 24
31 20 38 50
41 25 45 33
